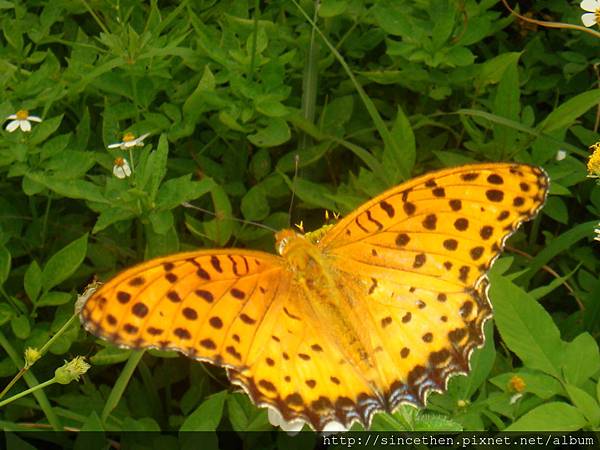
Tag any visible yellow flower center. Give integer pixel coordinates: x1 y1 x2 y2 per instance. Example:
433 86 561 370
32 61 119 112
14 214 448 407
587 142 600 177
122 132 135 142
596 9 600 23
114 157 125 167
16 109 29 120
508 375 526 393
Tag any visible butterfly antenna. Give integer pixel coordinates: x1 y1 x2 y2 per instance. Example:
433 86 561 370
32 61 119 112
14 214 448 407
287 153 300 226
181 203 277 233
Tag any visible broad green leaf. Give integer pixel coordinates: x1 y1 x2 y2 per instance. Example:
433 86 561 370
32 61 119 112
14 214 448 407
505 402 586 431
42 234 88 291
539 89 600 133
148 209 174 235
0 244 11 285
248 118 291 147
387 105 416 177
37 291 72 307
562 333 600 386
490 274 563 377
319 0 348 17
476 52 522 88
241 185 269 222
156 176 215 211
92 207 137 234
24 261 42 303
11 314 30 339
25 174 108 203
90 346 132 365
565 384 600 426
180 390 227 431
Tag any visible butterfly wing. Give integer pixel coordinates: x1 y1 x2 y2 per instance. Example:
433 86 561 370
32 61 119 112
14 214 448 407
81 248 384 430
80 250 291 369
314 163 549 423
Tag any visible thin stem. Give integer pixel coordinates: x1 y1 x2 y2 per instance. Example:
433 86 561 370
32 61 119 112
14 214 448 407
500 0 600 39
0 378 55 409
101 350 145 424
0 331 62 430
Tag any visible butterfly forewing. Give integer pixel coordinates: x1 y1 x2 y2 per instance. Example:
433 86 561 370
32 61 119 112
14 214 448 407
81 250 286 369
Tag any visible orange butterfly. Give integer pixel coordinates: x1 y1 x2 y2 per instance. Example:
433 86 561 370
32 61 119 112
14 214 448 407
80 163 549 431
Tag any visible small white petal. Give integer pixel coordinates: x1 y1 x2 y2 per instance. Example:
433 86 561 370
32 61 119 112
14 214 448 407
28 115 42 122
108 142 124 149
581 12 598 27
322 421 348 433
6 114 17 120
113 166 124 178
556 150 566 161
20 120 31 132
580 0 600 13
5 120 20 132
122 140 138 148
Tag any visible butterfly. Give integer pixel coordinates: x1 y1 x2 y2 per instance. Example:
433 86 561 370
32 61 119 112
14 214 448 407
80 163 549 431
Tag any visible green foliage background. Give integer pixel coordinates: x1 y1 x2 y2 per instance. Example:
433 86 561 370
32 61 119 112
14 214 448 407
1 0 600 445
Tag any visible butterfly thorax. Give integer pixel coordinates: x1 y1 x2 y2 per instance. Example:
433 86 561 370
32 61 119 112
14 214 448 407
275 229 379 376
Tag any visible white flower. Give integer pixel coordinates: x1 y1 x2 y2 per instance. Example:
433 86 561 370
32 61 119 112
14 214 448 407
113 157 132 179
556 149 566 161
580 0 600 27
108 132 150 150
594 224 600 242
5 109 42 132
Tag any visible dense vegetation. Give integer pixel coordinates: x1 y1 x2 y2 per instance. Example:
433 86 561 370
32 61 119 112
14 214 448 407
1 0 599 447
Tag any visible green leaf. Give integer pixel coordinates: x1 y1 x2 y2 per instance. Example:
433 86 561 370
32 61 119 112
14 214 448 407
372 0 414 37
29 114 63 145
90 346 132 365
565 384 600 426
489 274 563 377
25 174 108 203
476 52 522 88
318 0 348 17
0 244 11 285
148 209 174 235
248 118 291 147
92 207 137 234
180 390 227 431
241 185 269 221
37 291 72 307
0 303 14 326
11 314 30 339
24 261 42 303
156 176 214 211
42 234 88 291
387 105 416 177
140 134 169 201
505 402 587 431
539 89 600 133
562 333 600 386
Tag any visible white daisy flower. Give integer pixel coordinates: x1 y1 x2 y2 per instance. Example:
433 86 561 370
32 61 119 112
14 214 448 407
581 0 600 27
113 157 132 179
108 132 150 150
5 109 42 132
594 224 600 242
